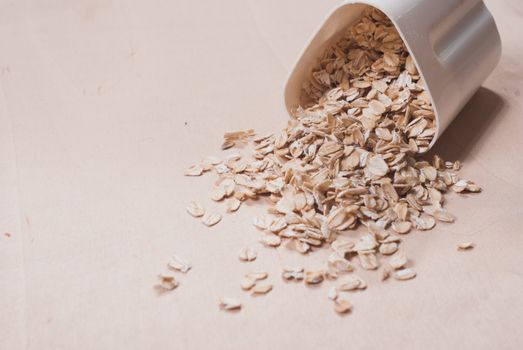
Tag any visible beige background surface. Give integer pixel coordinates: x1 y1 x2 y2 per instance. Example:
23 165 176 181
1 0 522 349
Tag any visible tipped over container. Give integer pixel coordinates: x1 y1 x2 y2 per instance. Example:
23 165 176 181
284 0 501 150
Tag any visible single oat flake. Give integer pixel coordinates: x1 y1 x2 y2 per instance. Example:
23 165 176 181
220 297 242 311
226 198 241 212
253 215 272 230
186 201 205 218
252 284 273 295
334 299 353 314
394 268 417 281
202 213 222 227
282 268 305 281
240 278 256 291
358 252 379 270
392 221 412 234
337 276 361 292
458 242 475 250
259 233 282 247
328 287 339 301
184 164 203 177
211 186 227 202
202 155 222 168
245 272 268 281
155 275 179 292
168 254 192 273
379 264 393 281
389 252 408 270
305 271 324 285
379 242 399 255
238 247 257 262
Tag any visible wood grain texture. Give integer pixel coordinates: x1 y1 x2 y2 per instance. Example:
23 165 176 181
0 0 522 349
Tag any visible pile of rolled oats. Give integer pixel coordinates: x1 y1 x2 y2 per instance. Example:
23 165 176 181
177 8 480 313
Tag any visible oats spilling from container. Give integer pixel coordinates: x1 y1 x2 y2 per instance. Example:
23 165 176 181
181 8 481 314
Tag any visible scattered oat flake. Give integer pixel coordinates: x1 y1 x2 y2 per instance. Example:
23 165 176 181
389 252 408 270
259 233 281 247
168 254 192 273
202 213 221 227
466 182 482 193
379 242 398 255
253 216 272 230
240 278 256 291
282 268 304 281
338 276 361 291
415 215 436 230
184 164 203 177
220 297 242 311
211 186 226 201
379 264 393 281
458 242 475 250
355 276 367 290
269 217 287 233
252 284 273 295
221 179 236 196
246 272 268 281
328 253 354 273
334 299 353 314
155 275 179 292
328 287 339 301
358 252 379 270
214 163 229 174
227 198 241 212
202 155 221 166
392 221 412 234
186 201 205 218
221 141 234 150
433 210 456 223
394 268 417 281
452 180 478 193
331 238 355 255
305 271 324 285
238 247 257 262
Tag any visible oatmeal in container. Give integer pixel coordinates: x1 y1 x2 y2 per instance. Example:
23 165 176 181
285 0 501 151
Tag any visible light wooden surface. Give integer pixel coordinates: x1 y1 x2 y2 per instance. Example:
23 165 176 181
1 1 522 349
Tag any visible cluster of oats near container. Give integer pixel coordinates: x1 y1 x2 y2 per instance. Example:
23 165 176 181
179 9 480 313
